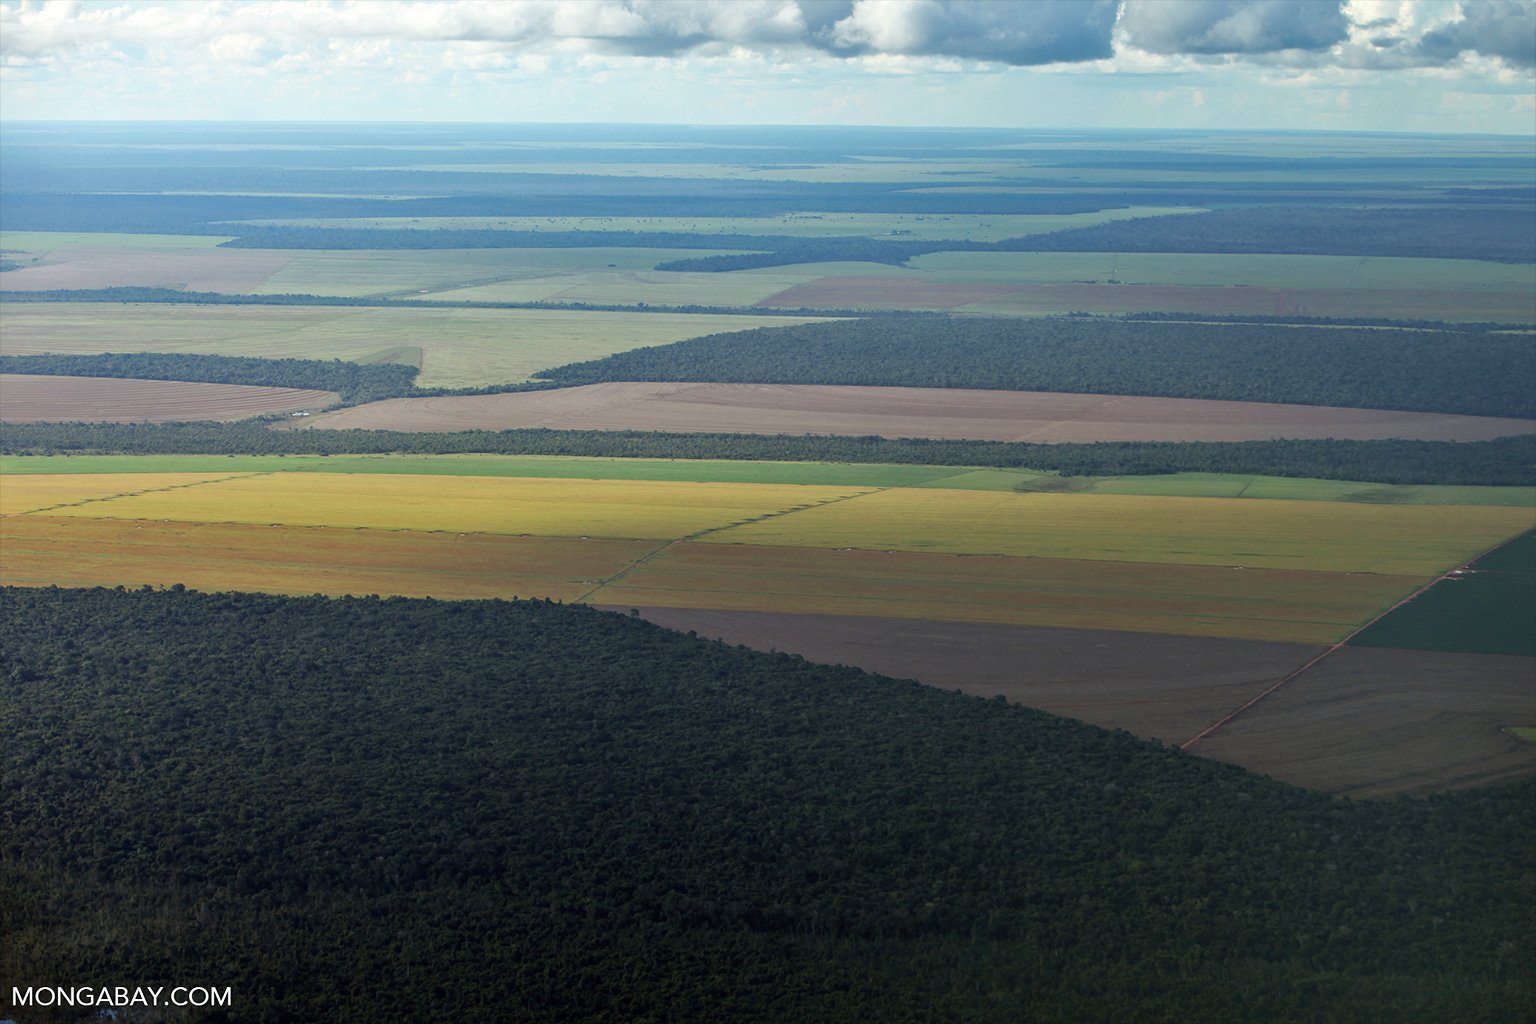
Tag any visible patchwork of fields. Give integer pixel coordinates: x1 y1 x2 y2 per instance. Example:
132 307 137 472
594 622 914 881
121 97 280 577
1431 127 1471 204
3 456 1530 793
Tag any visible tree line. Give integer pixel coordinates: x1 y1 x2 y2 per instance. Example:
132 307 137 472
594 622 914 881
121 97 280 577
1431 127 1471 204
5 421 1533 487
541 316 1536 419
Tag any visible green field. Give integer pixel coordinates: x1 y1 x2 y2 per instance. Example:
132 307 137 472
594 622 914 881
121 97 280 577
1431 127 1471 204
1350 531 1536 656
0 304 826 388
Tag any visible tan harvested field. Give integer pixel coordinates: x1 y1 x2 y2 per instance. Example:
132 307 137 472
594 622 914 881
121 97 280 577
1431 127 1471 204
0 516 653 602
0 472 252 516
295 381 1536 443
608 607 1321 746
0 246 289 292
588 541 1418 643
757 277 1536 321
0 374 337 423
1187 647 1536 797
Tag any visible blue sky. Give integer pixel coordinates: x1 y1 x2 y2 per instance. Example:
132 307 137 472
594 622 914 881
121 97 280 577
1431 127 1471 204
1 0 1532 133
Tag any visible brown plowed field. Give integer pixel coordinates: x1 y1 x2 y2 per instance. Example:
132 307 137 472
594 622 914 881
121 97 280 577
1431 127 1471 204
0 516 653 601
0 374 337 422
600 606 1536 796
1187 647 1536 797
603 607 1318 747
294 381 1535 443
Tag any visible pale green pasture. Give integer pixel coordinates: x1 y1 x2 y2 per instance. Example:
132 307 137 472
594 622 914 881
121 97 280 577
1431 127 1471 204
229 207 1203 243
0 231 234 253
252 247 746 298
909 251 1536 292
0 303 824 387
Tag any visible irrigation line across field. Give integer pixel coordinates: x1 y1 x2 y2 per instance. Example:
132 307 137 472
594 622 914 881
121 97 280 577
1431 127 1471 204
1179 536 1524 752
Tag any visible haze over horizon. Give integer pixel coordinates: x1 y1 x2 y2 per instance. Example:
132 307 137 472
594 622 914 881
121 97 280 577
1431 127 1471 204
1 0 1533 135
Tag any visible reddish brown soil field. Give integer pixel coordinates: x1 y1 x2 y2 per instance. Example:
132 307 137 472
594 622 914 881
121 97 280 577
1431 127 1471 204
0 247 290 293
0 374 337 422
297 381 1535 443
1188 647 1536 797
607 606 1536 796
604 606 1318 748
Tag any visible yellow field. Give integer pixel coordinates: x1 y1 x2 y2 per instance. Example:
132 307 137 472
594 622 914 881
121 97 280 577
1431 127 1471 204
592 542 1419 644
0 517 652 601
0 473 255 516
39 473 876 541
703 490 1534 576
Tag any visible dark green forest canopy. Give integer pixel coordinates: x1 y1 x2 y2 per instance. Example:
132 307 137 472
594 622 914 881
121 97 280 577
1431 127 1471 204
0 352 420 405
541 317 1536 419
2 586 1532 1023
5 421 1534 486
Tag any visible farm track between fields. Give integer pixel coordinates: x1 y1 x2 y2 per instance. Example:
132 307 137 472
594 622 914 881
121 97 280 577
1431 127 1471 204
1179 531 1530 752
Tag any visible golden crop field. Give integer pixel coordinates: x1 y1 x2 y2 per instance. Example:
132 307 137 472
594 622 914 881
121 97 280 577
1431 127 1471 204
702 490 1535 576
0 473 256 516
592 542 1421 644
0 517 653 601
39 472 876 541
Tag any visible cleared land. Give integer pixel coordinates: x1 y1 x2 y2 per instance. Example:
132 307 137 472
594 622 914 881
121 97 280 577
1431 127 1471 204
588 542 1416 644
0 244 289 293
295 382 1536 442
1350 530 1536 656
1189 647 1536 796
0 516 651 602
6 455 1531 506
0 304 826 388
605 607 1320 746
704 490 1533 576
39 472 876 540
0 471 253 516
600 606 1535 795
0 373 336 423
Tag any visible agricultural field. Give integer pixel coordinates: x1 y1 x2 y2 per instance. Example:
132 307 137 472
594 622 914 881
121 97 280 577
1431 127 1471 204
297 381 1536 442
1350 530 1536 656
0 373 336 422
0 304 827 388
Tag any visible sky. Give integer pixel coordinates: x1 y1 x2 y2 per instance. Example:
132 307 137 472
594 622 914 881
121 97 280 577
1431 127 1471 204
1 0 1533 134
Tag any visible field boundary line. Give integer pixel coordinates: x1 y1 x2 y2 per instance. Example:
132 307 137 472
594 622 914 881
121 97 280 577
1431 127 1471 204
572 486 891 604
1179 536 1522 752
10 472 277 518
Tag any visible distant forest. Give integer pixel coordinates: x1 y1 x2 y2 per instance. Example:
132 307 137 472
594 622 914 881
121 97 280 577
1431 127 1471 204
3 586 1532 1023
0 352 421 405
542 317 1536 420
6 421 1533 487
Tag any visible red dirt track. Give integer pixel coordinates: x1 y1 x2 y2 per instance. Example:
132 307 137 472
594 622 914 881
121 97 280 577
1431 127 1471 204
296 381 1536 443
0 374 338 423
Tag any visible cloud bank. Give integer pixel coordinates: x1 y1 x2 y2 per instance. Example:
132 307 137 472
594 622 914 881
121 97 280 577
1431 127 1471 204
3 0 1532 71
